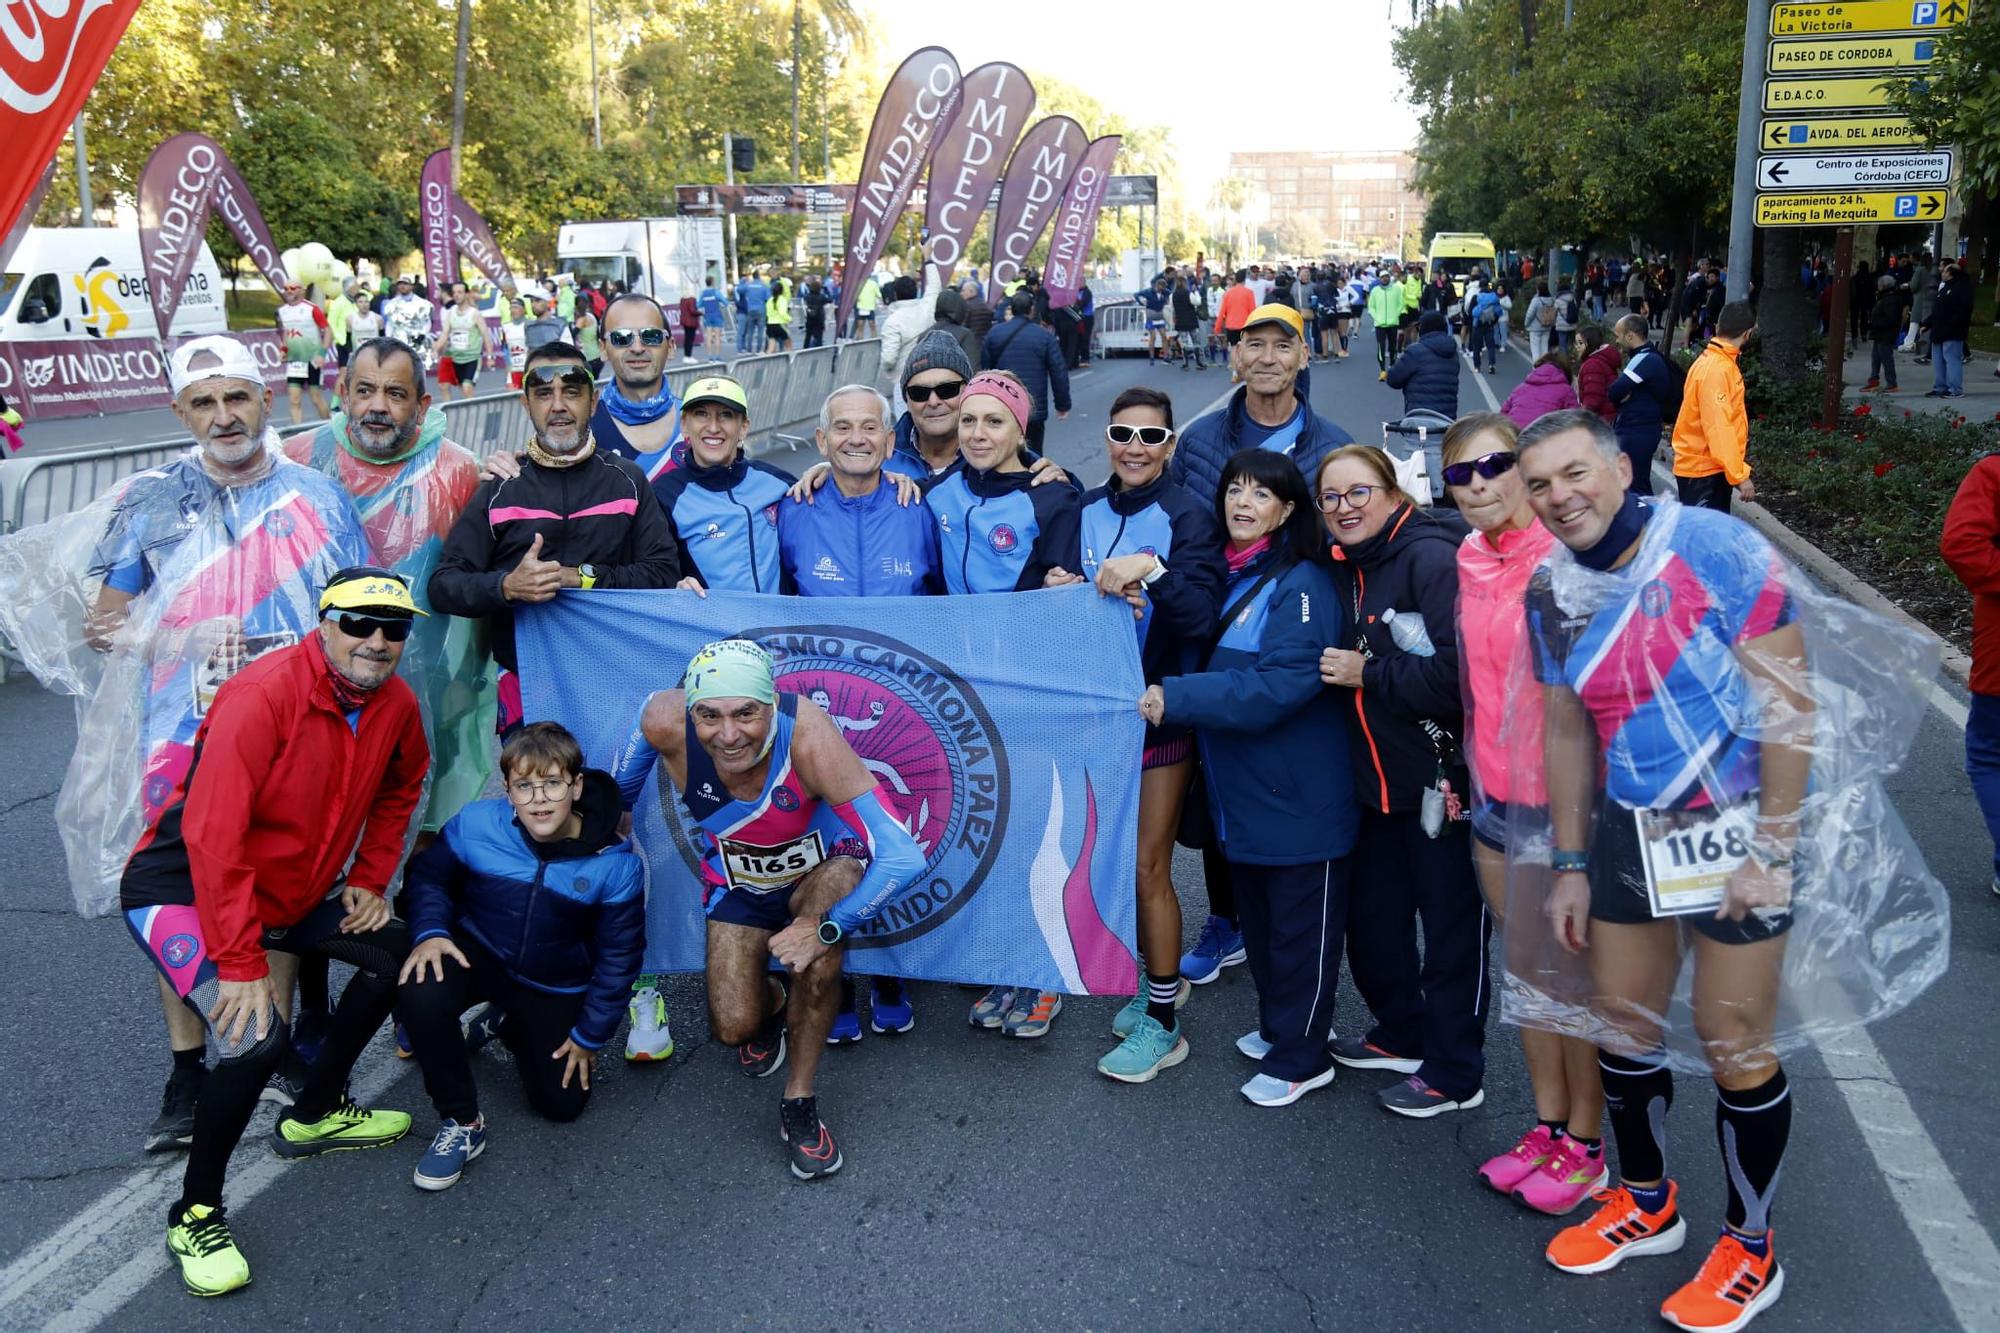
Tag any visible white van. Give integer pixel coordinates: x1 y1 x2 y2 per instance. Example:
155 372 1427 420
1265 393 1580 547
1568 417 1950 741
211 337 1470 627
556 218 725 307
0 227 230 342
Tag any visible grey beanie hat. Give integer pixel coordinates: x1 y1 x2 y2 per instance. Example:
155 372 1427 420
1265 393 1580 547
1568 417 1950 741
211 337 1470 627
901 328 973 386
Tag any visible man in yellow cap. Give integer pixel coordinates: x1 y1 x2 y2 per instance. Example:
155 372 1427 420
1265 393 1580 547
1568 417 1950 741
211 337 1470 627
120 564 432 1297
650 375 796 594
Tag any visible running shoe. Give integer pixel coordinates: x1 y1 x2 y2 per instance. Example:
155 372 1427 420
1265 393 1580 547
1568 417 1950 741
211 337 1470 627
1002 989 1063 1038
259 1055 307 1109
779 1095 843 1180
828 1007 864 1045
968 985 1016 1029
394 1020 413 1059
1240 1066 1336 1107
870 978 915 1034
1180 915 1246 985
462 1002 507 1054
1478 1123 1558 1194
624 981 673 1062
412 1116 487 1192
739 1019 787 1078
1328 1035 1422 1073
1545 1181 1688 1274
146 1066 204 1153
1097 1016 1189 1084
166 1203 250 1297
1660 1231 1784 1332
1110 977 1190 1038
1514 1135 1608 1215
268 1095 412 1158
1235 1029 1273 1061
290 1007 331 1065
1379 1075 1484 1119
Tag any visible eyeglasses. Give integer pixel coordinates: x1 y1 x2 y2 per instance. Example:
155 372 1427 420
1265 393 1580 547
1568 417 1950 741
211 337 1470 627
523 364 595 391
1441 450 1519 488
1315 485 1377 513
507 777 576 802
329 613 413 642
606 327 668 348
904 379 963 404
1106 423 1173 448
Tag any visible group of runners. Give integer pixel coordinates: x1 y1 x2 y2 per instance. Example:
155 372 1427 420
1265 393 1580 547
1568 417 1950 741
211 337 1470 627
35 277 1936 1333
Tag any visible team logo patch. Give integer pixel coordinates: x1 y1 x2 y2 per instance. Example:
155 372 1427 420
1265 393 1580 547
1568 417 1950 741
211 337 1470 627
988 524 1019 554
764 504 780 527
264 509 296 539
1639 579 1673 618
662 627 1008 947
161 933 199 969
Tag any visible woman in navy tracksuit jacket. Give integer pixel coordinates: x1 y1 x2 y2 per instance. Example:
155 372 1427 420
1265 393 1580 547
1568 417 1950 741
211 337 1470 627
1316 444 1489 1118
398 734 643 1132
1148 447 1354 1104
1080 386 1227 1081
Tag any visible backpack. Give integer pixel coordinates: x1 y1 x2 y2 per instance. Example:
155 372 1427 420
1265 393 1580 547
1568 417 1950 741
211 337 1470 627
1536 298 1557 328
1477 295 1500 328
1561 294 1580 325
1648 348 1687 423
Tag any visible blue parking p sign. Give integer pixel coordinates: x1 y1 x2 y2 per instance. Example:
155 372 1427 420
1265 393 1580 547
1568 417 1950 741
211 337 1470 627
1912 2 1937 23
1894 194 1919 218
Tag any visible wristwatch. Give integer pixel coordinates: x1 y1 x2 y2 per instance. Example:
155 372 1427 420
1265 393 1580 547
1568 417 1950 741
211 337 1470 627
1551 849 1590 874
816 917 844 946
1140 556 1169 587
578 563 598 590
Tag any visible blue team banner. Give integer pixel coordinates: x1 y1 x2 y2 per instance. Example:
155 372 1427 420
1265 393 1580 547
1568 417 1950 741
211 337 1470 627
517 587 1145 995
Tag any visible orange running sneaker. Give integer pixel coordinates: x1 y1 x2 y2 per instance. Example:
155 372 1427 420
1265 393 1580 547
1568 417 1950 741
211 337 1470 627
1545 1181 1688 1275
1660 1230 1784 1332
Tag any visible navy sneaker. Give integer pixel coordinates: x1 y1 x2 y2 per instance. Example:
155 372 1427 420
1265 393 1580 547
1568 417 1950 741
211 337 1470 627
412 1116 487 1191
828 978 864 1045
1180 914 1246 985
869 978 915 1034
462 1003 507 1053
394 1021 413 1060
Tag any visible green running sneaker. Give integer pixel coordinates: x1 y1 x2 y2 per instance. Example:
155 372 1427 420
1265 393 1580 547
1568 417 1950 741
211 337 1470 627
166 1203 250 1296
1097 1015 1190 1084
269 1095 412 1158
1110 977 1190 1038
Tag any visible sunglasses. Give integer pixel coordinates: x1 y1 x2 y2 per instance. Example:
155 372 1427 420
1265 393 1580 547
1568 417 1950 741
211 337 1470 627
1315 485 1377 513
904 379 964 404
1106 423 1173 447
523 364 596 391
1441 450 1519 488
330 613 413 642
606 327 668 348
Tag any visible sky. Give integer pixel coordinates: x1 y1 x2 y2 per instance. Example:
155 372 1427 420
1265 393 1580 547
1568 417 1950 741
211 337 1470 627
869 0 1424 203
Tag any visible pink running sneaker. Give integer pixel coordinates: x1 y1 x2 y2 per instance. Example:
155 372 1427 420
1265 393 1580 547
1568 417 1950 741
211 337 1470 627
1478 1124 1557 1194
1515 1135 1609 1215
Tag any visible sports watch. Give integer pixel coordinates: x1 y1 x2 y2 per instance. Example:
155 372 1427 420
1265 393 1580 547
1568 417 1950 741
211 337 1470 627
816 917 844 946
1551 850 1590 874
578 563 599 590
1140 556 1169 587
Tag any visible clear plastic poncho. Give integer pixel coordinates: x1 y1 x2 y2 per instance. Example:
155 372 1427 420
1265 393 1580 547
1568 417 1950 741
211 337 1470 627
0 438 373 915
1495 498 1948 1077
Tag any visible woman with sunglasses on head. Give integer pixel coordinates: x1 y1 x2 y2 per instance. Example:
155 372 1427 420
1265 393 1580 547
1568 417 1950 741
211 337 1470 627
924 371 1084 1039
1145 449 1356 1106
1315 445 1492 1119
1081 388 1227 1083
1444 412 1607 1212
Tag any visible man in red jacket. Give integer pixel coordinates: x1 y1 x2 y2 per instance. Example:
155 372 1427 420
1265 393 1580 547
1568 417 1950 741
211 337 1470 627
1941 454 2000 899
120 566 431 1298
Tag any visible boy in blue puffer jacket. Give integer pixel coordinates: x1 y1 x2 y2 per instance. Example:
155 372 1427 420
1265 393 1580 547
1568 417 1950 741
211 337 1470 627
397 721 644 1191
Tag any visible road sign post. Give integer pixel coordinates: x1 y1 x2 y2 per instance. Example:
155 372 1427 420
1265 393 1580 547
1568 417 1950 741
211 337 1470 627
1727 0 1774 305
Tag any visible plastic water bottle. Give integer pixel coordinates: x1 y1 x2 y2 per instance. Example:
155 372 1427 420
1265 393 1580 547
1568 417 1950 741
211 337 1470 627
1381 607 1435 657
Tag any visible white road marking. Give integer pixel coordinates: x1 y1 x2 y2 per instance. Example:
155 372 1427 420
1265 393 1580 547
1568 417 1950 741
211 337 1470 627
1469 357 1502 413
0 1041 408 1326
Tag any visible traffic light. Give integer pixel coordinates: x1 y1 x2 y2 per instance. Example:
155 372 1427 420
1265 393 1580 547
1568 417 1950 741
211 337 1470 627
731 137 756 173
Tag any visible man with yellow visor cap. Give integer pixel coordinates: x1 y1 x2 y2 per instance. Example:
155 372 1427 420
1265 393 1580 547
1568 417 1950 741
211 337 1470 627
120 564 431 1297
610 638 927 1180
651 376 796 594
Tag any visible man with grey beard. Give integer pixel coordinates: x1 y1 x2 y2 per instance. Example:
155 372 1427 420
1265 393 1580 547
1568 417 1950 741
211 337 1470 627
75 334 374 1154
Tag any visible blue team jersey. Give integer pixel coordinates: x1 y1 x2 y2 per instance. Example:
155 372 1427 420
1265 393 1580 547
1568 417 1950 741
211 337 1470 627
652 455 792 592
1528 507 1794 811
697 289 726 325
1081 487 1178 654
922 464 1081 595
777 480 942 597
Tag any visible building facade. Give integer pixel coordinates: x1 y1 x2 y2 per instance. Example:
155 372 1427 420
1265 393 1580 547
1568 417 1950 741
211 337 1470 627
1226 149 1425 260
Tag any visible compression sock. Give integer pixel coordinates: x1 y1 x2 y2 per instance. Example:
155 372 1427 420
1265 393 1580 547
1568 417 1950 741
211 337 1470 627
298 953 331 1015
1145 972 1181 1029
1717 1066 1791 1240
172 1046 207 1076
1199 842 1238 928
1600 1052 1674 1209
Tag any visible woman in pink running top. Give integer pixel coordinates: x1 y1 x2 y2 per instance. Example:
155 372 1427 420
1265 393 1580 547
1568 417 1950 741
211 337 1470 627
1446 411 1607 1216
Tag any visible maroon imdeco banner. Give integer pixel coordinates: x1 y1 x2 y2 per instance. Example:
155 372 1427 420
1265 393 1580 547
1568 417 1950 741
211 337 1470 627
836 46 963 337
988 116 1085 290
137 133 292 340
1044 136 1121 309
451 197 515 292
0 331 289 422
420 150 456 318
922 62 1034 284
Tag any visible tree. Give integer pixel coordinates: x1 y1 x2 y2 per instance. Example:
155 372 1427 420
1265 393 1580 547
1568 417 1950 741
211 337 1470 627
1887 5 2000 289
1274 215 1320 259
790 0 863 181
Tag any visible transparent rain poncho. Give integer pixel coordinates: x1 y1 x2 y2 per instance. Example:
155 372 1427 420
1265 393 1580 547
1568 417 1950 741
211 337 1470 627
1491 498 1948 1077
0 439 373 915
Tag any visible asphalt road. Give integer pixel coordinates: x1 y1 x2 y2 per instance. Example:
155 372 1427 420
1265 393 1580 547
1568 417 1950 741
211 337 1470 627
2 329 1996 1330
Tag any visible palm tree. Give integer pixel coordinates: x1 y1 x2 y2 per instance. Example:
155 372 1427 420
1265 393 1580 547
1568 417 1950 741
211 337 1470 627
791 0 862 181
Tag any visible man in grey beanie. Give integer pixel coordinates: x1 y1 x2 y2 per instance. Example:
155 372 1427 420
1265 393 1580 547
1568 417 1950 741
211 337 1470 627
884 329 1072 489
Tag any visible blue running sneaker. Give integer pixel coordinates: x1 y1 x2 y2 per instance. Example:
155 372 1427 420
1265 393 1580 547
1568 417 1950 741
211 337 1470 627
412 1116 487 1191
1181 915 1246 985
869 978 915 1034
828 1008 864 1045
